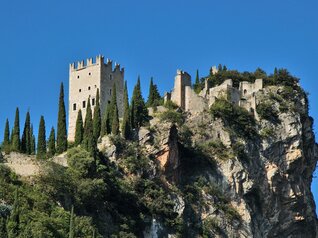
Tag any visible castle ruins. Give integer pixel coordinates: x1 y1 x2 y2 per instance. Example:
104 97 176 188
68 55 124 141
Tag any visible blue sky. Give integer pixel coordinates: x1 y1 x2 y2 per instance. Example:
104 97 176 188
0 0 317 209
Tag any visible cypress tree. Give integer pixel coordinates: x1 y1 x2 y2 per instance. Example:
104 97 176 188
93 89 101 141
11 108 20 152
37 116 46 160
74 110 84 146
121 81 131 139
130 77 148 128
30 124 36 155
3 118 10 154
7 188 20 238
47 127 56 158
101 105 110 136
21 111 31 154
147 77 161 107
69 206 74 238
56 82 67 153
193 69 201 94
101 83 117 135
111 102 119 135
82 98 95 155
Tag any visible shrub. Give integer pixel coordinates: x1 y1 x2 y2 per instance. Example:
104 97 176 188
164 100 179 110
256 102 279 123
210 99 257 139
159 110 184 126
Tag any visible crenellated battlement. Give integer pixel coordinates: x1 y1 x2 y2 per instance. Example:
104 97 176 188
69 55 124 74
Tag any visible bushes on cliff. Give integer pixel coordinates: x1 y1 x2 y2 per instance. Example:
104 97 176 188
210 98 256 139
256 102 280 123
159 110 184 126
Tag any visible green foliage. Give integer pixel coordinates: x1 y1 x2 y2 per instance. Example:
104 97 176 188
199 140 234 160
11 108 20 152
30 124 36 155
7 188 20 238
3 118 10 154
122 81 131 139
193 69 203 94
256 102 279 123
265 68 299 88
112 102 120 135
82 98 96 156
259 127 275 139
69 206 74 238
37 116 46 160
130 77 149 128
47 127 56 158
178 125 193 148
164 100 178 110
57 83 68 154
93 89 101 141
75 109 84 146
159 110 184 126
146 77 162 107
21 111 31 154
210 98 257 139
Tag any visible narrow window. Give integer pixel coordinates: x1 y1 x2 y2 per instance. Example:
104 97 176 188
89 72 91 76
92 98 95 106
77 75 80 79
73 103 76 111
79 89 81 92
109 75 112 80
88 86 91 90
108 100 111 104
110 89 112 95
244 89 247 95
83 101 86 108
95 85 97 88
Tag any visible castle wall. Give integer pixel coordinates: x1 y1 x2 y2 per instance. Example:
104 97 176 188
68 55 124 141
185 86 207 113
239 79 263 97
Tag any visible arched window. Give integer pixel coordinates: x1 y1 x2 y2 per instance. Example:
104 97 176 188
244 89 247 95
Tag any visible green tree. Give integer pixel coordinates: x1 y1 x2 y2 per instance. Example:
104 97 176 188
37 116 46 159
75 109 84 146
193 69 202 94
21 111 31 154
47 127 56 158
11 108 20 152
56 82 67 153
3 118 10 154
121 81 131 139
82 98 95 155
101 83 117 136
93 89 101 141
7 188 20 238
0 217 7 238
130 77 148 128
30 124 36 155
146 77 162 107
111 102 119 135
69 206 75 238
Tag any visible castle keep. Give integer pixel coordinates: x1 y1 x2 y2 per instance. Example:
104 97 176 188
68 55 124 141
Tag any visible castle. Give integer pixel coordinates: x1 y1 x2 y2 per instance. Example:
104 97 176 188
68 55 263 141
164 69 263 117
68 55 124 141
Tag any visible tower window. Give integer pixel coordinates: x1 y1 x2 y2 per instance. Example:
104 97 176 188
108 100 110 104
109 89 112 95
83 101 86 108
88 86 91 90
77 75 80 79
244 89 247 95
92 98 95 106
73 103 76 111
95 85 97 88
79 89 81 92
89 72 91 76
109 75 113 80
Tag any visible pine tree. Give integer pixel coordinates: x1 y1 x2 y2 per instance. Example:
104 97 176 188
11 108 20 152
111 102 119 135
121 81 131 139
3 118 10 154
56 82 67 153
37 116 46 159
130 77 148 128
69 206 74 238
82 98 95 155
47 127 56 158
93 89 101 141
7 188 20 238
147 77 162 107
21 111 31 154
30 124 36 155
74 110 84 146
193 69 201 94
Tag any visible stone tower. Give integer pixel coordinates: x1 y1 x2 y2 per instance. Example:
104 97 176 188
170 70 191 110
68 55 124 141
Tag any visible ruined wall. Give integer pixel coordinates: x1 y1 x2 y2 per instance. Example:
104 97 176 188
185 86 208 113
170 70 191 110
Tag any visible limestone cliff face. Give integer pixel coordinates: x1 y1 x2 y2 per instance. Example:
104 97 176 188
142 85 318 237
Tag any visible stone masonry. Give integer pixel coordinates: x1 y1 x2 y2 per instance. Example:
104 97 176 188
68 55 124 141
165 69 263 116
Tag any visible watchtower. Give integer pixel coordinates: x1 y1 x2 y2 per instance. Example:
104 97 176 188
68 55 124 141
